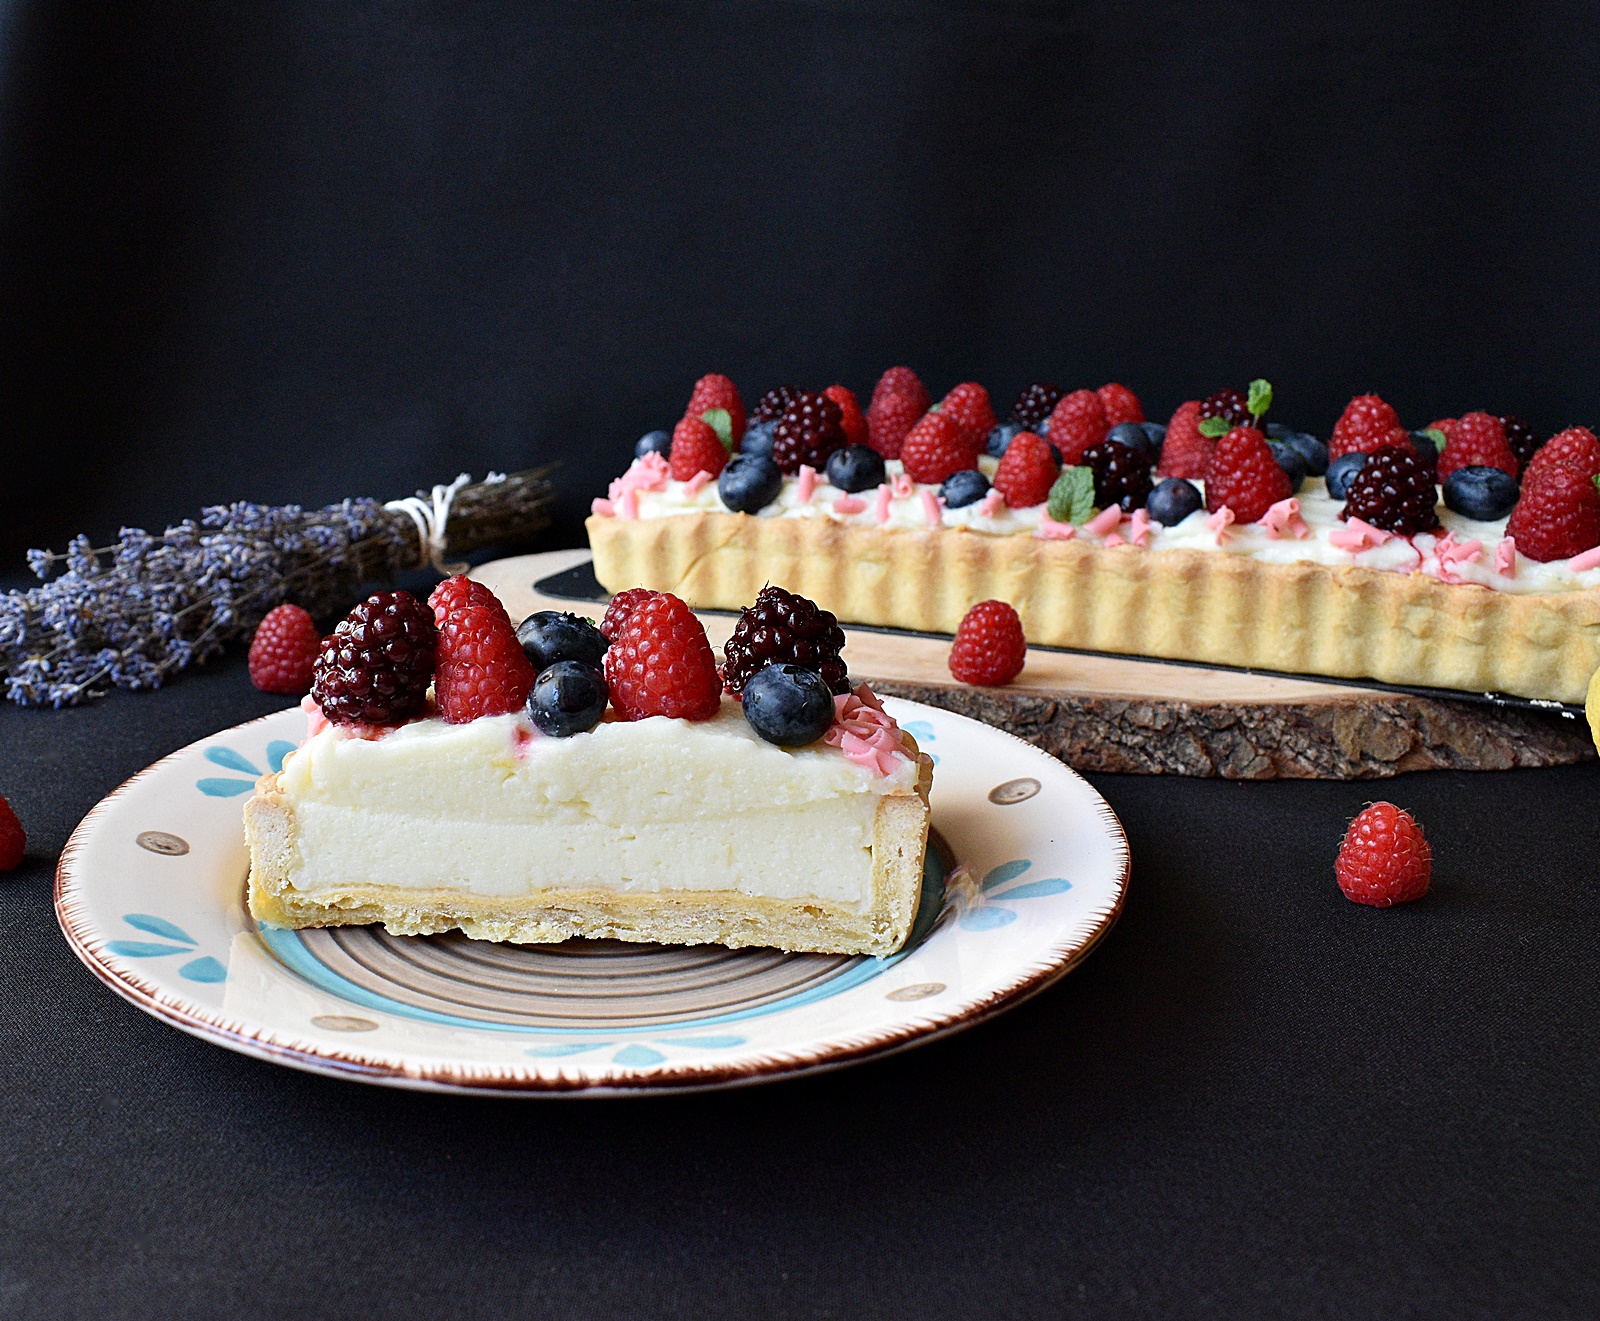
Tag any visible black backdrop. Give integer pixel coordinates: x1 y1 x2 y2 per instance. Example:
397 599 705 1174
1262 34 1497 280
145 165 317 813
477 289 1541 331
5 1 1600 557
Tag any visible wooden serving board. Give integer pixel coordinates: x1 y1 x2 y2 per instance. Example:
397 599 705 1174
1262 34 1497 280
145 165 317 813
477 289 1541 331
474 549 1596 781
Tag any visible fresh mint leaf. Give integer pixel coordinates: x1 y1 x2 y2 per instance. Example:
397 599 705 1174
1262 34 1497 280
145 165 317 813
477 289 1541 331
1421 427 1447 447
1198 415 1231 438
1247 378 1273 420
701 408 734 451
1047 466 1095 524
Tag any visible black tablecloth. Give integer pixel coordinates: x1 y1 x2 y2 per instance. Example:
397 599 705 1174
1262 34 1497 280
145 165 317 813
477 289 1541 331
3 657 1597 1318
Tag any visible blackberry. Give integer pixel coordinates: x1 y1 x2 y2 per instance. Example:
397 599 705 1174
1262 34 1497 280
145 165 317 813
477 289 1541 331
311 590 437 726
751 385 804 425
771 391 846 474
722 585 850 696
1080 439 1154 512
1008 383 1064 429
1200 388 1251 428
1498 415 1542 469
1340 444 1442 534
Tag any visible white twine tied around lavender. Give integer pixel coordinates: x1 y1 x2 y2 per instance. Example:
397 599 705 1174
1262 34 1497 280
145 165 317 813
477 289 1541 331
383 471 506 575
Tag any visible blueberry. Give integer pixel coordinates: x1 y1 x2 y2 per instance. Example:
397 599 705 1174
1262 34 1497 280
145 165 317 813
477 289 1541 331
986 422 1024 458
1408 430 1440 482
527 660 609 737
1273 430 1328 477
741 663 836 747
1107 422 1155 466
718 453 783 513
825 444 886 493
941 469 991 508
1036 416 1051 437
740 419 778 460
1325 451 1369 500
516 610 609 671
1443 465 1519 521
1268 440 1307 493
635 429 671 459
1146 478 1203 526
1140 421 1167 461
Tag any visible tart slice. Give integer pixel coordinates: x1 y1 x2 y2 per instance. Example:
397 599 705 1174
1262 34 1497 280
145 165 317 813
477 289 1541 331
244 582 932 957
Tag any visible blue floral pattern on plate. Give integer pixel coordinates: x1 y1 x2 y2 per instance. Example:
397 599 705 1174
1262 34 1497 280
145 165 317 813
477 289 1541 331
958 860 1073 931
106 914 228 983
196 740 295 797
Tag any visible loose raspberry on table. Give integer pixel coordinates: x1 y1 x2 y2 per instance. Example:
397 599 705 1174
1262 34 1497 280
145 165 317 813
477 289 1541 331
1199 387 1250 429
1097 382 1144 427
949 600 1027 686
1524 426 1600 485
866 389 924 459
604 591 723 720
823 385 869 449
751 385 804 424
599 588 660 641
0 795 24 872
1203 426 1292 524
992 431 1059 508
1335 802 1431 907
1340 443 1442 535
900 410 975 484
248 603 322 696
685 373 745 444
1155 400 1209 479
1008 383 1063 429
1436 411 1517 481
772 391 847 474
1045 389 1109 466
722 585 850 696
940 382 997 446
312 590 438 727
869 366 930 412
1498 415 1542 470
1505 460 1600 562
1080 439 1153 512
669 414 730 482
1330 394 1407 460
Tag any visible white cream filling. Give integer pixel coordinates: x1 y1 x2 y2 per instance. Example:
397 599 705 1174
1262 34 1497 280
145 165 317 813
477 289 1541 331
605 457 1600 595
277 703 913 908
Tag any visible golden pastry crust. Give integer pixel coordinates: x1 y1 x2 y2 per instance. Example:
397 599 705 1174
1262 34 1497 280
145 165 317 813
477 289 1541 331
587 510 1600 703
244 752 933 958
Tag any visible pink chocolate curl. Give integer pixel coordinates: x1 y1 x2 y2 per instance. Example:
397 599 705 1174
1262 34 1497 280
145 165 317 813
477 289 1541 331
821 685 912 777
1261 498 1310 540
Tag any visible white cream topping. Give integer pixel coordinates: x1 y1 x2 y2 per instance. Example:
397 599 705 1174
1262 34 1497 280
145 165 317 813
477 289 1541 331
596 455 1600 595
276 702 915 907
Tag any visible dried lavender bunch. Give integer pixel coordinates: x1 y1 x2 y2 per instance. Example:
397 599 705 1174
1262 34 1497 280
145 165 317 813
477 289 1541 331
1 468 552 707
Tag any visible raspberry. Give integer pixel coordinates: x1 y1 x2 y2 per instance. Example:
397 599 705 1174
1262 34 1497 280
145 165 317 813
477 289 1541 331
248 604 322 696
1426 418 1459 442
669 414 730 482
823 385 869 449
869 367 930 412
1199 387 1250 429
721 585 850 696
900 411 975 484
939 382 997 446
1155 401 1209 479
427 574 501 619
1330 394 1406 460
599 587 660 641
1008 383 1063 429
1505 460 1600 562
1436 411 1517 482
1524 426 1600 485
1335 802 1431 907
604 592 722 721
751 385 804 425
311 590 437 727
0 795 24 872
771 390 847 474
1096 382 1144 427
1339 444 1442 535
432 599 538 725
1080 440 1153 512
1045 389 1109 465
685 373 745 443
1499 415 1541 470
991 431 1058 508
866 389 926 459
1203 426 1292 524
949 600 1027 686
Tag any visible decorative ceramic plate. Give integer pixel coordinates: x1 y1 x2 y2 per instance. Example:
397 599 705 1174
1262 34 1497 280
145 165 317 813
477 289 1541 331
55 699 1128 1096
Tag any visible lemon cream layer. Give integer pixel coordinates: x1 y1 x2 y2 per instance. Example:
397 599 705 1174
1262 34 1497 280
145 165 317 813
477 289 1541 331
270 702 918 910
592 454 1600 595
